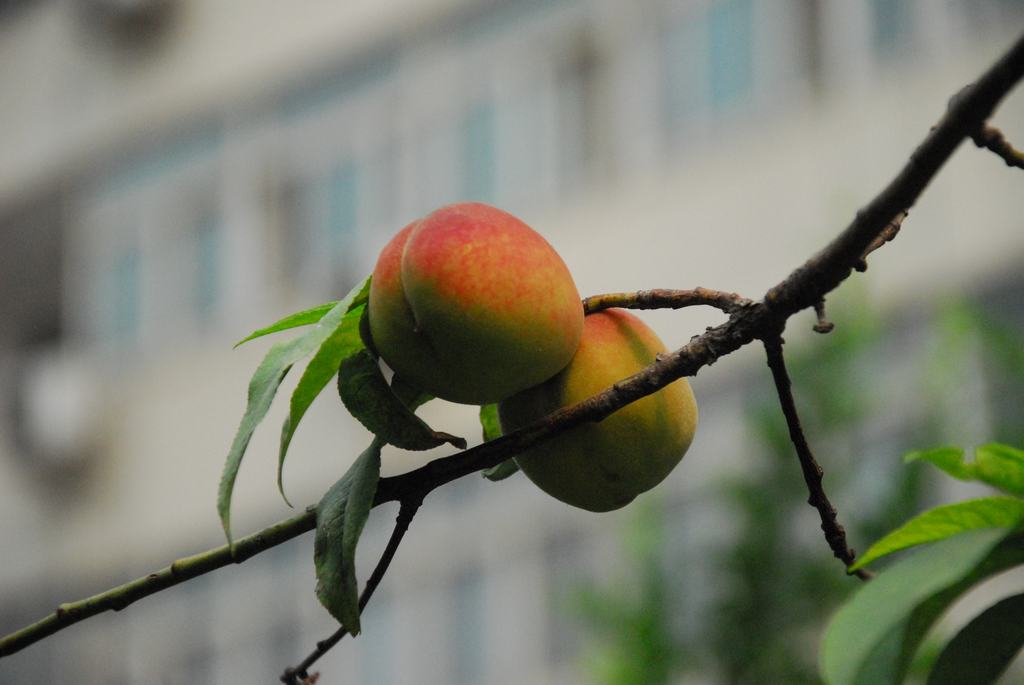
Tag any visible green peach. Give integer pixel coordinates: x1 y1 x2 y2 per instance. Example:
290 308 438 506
498 309 697 512
368 202 584 405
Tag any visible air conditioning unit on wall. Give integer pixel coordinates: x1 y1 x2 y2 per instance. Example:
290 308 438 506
77 0 180 51
16 346 104 476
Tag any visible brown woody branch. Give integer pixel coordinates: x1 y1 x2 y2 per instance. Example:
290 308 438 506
2 29 1022 664
762 335 874 580
854 210 907 272
812 299 834 333
583 288 753 315
971 123 1024 169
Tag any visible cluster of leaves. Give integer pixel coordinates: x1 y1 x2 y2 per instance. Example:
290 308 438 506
821 443 1024 685
219 276 487 636
815 294 1024 683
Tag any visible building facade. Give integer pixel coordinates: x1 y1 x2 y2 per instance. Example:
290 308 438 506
1 1 1023 683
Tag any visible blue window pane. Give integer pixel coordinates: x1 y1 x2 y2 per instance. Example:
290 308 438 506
871 0 908 57
111 247 140 342
328 163 358 246
462 102 496 203
452 569 486 684
664 15 705 125
194 215 220 320
708 0 754 110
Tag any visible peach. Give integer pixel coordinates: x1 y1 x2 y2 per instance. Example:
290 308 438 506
498 309 697 511
367 202 584 405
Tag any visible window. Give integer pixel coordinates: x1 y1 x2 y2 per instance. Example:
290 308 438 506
664 11 708 126
193 212 220 322
707 0 754 110
870 0 909 58
664 0 756 134
451 569 486 684
328 162 358 249
110 245 140 344
556 26 605 191
462 101 497 203
326 162 359 289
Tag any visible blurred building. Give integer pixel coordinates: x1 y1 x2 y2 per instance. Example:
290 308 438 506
1 1 1023 683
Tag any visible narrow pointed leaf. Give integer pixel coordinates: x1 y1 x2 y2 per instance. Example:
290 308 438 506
234 276 371 348
338 349 466 451
905 443 1024 497
905 447 974 480
218 336 301 544
314 438 383 635
219 277 371 543
277 303 368 504
926 592 1024 685
974 443 1024 496
821 529 1024 685
234 302 338 348
849 497 1024 570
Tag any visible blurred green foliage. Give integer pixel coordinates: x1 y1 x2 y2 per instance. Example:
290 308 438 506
568 292 1024 685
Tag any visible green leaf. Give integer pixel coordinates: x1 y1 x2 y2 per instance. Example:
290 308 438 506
482 459 520 481
905 446 975 481
927 592 1024 685
975 443 1024 497
234 276 372 348
478 404 519 481
389 374 433 412
314 438 383 635
479 404 502 442
850 497 1024 570
277 303 368 505
338 349 466 451
234 302 338 348
906 444 1024 497
218 277 370 544
821 528 1024 685
218 337 301 544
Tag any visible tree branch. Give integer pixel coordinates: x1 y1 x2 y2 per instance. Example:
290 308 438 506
2 29 1022 663
971 123 1024 169
582 288 752 315
764 31 1024 316
281 497 422 685
853 210 907 272
0 508 317 657
762 335 874 580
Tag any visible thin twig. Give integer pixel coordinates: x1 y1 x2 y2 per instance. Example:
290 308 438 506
0 508 317 658
971 123 1024 169
2 29 1023 660
280 497 422 684
812 299 834 334
854 210 907 272
583 288 752 315
762 335 873 580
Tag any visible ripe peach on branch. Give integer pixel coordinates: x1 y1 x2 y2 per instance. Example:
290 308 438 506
499 308 698 512
368 202 584 405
